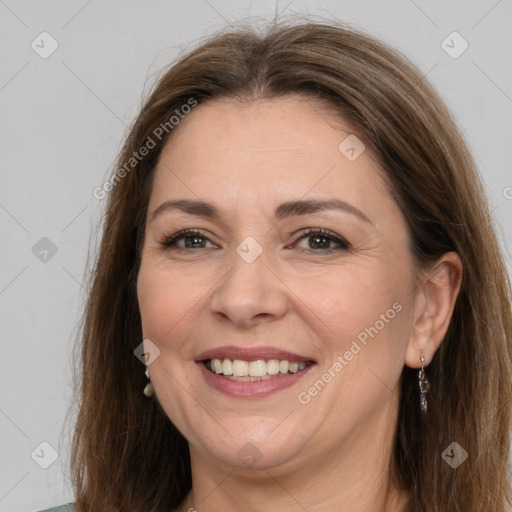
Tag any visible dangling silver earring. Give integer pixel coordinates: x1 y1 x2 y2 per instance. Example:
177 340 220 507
418 350 430 414
143 368 154 398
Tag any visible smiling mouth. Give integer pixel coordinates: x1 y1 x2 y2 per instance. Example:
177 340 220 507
204 358 314 381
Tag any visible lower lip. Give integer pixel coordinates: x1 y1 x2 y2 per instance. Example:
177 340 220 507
197 362 315 398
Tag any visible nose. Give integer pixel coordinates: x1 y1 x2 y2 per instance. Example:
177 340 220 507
209 245 288 329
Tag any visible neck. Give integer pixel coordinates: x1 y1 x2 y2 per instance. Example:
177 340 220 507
176 395 410 512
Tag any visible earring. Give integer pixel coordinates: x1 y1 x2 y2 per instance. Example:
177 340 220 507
143 368 154 398
418 350 430 414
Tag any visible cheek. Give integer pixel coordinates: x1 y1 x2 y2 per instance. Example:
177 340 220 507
302 276 409 409
136 264 200 401
137 257 225 362
294 262 412 415
296 262 407 354
137 262 193 343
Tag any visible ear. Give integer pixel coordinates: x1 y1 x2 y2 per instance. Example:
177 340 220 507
404 251 463 368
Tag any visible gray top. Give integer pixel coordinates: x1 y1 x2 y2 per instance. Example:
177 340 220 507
37 504 73 512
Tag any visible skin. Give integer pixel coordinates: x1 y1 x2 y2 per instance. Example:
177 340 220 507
136 95 462 512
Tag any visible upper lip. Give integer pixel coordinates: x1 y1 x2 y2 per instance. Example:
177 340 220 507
195 345 316 363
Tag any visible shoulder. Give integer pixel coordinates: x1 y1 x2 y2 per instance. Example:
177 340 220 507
36 504 74 512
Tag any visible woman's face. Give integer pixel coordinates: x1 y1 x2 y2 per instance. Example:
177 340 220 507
137 95 418 474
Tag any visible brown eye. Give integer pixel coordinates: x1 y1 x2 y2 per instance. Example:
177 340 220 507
293 228 350 252
161 229 217 250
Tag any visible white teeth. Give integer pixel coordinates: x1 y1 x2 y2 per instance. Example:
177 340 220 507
249 360 267 377
207 358 309 377
222 359 233 375
232 360 249 377
227 375 271 382
267 359 280 375
212 358 223 374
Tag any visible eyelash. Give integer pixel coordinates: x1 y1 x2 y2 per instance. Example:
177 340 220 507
160 228 350 254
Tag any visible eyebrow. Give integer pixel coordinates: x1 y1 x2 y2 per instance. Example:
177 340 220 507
150 198 372 224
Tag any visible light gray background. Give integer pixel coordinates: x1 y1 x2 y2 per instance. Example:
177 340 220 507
1 1 511 510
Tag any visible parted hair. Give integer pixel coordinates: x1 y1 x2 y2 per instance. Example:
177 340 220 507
67 20 512 511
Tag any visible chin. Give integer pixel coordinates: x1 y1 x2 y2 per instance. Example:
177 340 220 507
189 418 312 473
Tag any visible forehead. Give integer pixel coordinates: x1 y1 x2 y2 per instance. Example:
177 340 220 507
149 95 391 222
158 95 363 164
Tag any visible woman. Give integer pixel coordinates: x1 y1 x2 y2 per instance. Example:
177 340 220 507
47 20 511 512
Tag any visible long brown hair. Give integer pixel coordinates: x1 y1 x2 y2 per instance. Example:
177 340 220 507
67 20 512 511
